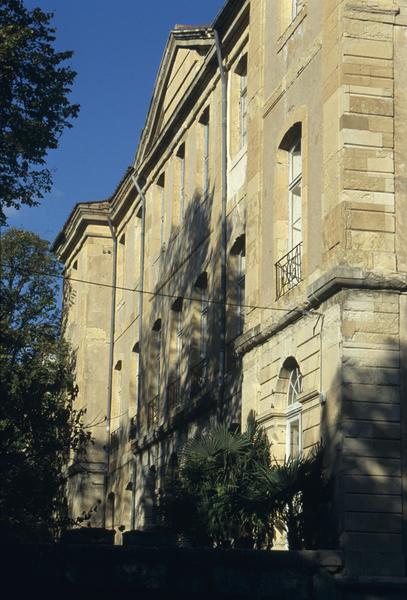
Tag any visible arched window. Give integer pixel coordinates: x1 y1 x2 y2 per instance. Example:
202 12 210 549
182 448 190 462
276 123 303 298
277 357 303 458
230 234 246 336
287 365 303 406
288 137 302 251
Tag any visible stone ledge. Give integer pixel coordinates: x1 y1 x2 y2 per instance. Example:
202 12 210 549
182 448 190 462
234 267 407 357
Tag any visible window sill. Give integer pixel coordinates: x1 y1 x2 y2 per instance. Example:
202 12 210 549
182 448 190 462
276 5 307 54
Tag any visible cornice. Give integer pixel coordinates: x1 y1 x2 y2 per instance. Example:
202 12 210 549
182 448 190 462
234 266 407 358
52 202 110 262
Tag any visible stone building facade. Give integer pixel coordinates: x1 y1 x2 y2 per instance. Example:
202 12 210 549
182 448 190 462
54 0 407 578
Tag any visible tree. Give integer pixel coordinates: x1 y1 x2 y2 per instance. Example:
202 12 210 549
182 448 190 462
0 0 79 224
0 228 91 541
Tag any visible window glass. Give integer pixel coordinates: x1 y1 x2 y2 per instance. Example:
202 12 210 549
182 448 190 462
288 417 300 458
239 61 248 149
287 366 303 405
292 0 303 20
288 139 302 250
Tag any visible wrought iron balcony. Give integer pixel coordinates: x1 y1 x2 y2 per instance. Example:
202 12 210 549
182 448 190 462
110 426 122 452
275 242 303 299
129 415 138 441
147 395 160 430
167 379 182 416
190 359 207 399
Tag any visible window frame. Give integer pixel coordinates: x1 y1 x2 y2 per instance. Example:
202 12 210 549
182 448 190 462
288 138 302 251
239 58 248 149
177 143 186 221
199 108 210 198
286 409 302 459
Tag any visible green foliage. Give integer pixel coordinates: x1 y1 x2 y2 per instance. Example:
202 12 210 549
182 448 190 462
0 228 91 541
252 444 336 550
160 413 275 548
0 0 79 224
160 415 336 550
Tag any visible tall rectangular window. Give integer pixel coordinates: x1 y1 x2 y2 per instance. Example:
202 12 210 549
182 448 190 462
237 250 246 335
117 233 126 303
239 57 248 149
230 234 246 337
288 139 302 251
286 415 301 458
292 0 303 19
152 319 162 398
171 297 184 384
177 144 185 220
157 174 165 248
200 287 208 360
200 108 210 198
176 311 184 382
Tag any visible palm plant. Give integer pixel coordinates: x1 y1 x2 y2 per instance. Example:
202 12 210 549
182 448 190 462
159 415 335 550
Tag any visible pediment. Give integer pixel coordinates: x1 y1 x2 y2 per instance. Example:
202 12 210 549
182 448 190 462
135 27 214 167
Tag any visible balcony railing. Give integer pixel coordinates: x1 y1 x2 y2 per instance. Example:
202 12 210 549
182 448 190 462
110 426 122 452
167 379 182 416
190 359 207 400
147 395 160 430
129 415 138 441
275 242 303 299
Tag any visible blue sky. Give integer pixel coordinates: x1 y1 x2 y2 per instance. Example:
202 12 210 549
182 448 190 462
6 0 224 242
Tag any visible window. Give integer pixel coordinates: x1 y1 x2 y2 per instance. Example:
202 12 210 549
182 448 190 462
177 144 186 220
238 56 248 149
194 272 208 360
275 123 303 298
200 108 210 198
157 174 165 248
171 297 184 382
277 357 303 459
152 319 162 398
231 234 246 336
287 366 303 406
288 138 302 251
117 232 126 303
176 310 183 380
292 0 304 20
287 416 301 459
107 492 115 530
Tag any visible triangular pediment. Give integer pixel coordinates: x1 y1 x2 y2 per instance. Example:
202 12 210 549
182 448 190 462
135 27 214 167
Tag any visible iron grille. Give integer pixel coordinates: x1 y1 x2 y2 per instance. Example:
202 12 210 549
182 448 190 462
275 242 303 299
190 360 207 399
147 395 159 430
167 379 182 416
129 416 138 440
110 426 122 452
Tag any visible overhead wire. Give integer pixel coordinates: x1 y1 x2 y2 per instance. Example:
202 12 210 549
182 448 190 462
2 264 320 316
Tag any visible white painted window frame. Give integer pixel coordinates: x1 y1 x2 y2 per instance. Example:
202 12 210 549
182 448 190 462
288 139 302 251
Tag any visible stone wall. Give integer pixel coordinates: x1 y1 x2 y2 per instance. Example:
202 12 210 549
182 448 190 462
5 544 407 600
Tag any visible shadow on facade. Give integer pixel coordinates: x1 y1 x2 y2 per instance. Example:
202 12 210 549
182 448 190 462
133 184 245 528
318 329 406 574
